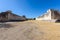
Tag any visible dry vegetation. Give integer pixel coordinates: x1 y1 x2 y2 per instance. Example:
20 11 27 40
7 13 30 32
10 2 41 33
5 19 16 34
0 20 60 40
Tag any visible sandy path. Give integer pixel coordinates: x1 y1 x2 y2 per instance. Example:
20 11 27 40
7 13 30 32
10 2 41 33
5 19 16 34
0 21 42 40
0 20 60 40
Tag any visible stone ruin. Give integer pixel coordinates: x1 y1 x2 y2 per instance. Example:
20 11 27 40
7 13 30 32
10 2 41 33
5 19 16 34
0 10 26 22
36 9 60 22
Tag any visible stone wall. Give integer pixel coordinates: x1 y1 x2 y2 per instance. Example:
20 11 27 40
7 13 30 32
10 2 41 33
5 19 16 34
8 13 26 21
0 11 26 22
36 9 60 22
36 9 51 20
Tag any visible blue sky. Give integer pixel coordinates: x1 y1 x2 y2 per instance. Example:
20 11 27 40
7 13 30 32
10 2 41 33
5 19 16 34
0 0 60 18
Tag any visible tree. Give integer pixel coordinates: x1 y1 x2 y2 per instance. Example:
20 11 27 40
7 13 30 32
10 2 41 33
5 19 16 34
22 15 26 18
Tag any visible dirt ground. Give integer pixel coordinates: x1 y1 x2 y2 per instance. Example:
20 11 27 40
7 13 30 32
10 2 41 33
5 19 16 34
0 20 60 40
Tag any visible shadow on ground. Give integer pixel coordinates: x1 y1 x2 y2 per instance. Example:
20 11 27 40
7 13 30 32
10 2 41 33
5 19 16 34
55 20 60 23
0 20 26 22
0 22 13 28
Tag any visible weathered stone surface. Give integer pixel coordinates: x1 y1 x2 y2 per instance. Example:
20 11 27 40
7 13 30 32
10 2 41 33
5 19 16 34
0 11 26 22
36 9 60 22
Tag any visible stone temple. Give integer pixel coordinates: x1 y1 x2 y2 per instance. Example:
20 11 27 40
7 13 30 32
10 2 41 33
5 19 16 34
36 9 60 22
